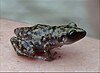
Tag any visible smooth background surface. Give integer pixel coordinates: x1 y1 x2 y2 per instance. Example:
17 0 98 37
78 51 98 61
0 0 100 39
0 19 100 72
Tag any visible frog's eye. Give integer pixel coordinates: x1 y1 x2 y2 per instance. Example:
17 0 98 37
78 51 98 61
67 22 77 28
68 30 77 38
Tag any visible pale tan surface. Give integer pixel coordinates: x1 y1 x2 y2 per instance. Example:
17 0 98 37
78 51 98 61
0 19 100 72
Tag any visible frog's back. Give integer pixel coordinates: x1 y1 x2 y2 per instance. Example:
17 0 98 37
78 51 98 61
30 24 51 39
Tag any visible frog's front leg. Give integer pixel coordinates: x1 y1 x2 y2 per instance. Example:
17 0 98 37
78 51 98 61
43 43 56 61
44 50 56 61
34 50 55 61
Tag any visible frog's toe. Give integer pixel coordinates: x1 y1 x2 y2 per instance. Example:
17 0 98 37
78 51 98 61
45 56 56 61
53 51 57 56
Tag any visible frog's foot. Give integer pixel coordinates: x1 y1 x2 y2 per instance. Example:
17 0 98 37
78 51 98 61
43 50 56 61
51 51 61 60
46 51 58 61
10 36 24 56
52 51 57 56
33 55 55 61
45 56 56 61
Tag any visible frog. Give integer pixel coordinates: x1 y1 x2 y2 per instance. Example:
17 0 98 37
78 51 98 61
10 22 86 61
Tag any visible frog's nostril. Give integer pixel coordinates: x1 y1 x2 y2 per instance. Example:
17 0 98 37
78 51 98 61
82 30 86 37
84 31 86 36
78 30 86 39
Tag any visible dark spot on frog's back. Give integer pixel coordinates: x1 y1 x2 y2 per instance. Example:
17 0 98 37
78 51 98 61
52 26 56 30
33 24 49 29
66 22 77 28
14 28 20 36
34 31 41 36
43 29 47 32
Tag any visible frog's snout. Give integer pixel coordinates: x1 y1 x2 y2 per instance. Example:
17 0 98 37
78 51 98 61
77 29 86 39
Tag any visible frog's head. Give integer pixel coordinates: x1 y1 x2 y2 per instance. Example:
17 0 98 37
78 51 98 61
61 22 86 44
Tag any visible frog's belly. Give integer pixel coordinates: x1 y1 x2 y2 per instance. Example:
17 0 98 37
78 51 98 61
35 51 45 56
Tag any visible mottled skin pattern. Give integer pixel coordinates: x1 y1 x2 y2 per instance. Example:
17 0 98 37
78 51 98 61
10 22 86 61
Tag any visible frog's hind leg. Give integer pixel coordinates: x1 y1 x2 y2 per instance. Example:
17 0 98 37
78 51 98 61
10 36 24 56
